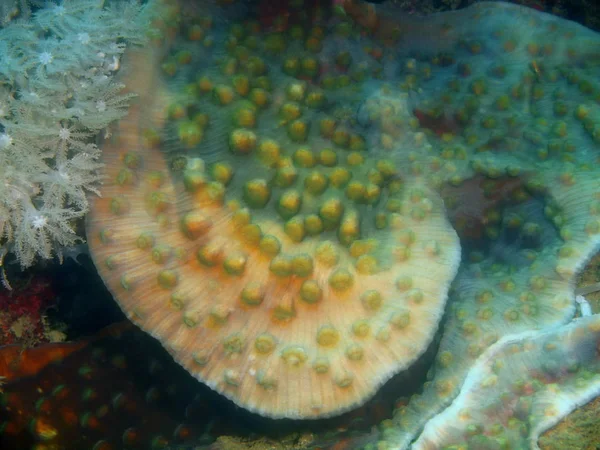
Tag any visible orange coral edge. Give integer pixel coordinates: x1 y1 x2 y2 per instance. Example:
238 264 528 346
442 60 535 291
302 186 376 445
0 322 132 382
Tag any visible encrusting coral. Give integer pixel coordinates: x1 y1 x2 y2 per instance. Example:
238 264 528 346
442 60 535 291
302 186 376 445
87 0 600 442
86 2 461 419
350 2 600 447
3 0 600 448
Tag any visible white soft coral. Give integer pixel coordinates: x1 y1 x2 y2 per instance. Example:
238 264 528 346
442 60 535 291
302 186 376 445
0 0 156 270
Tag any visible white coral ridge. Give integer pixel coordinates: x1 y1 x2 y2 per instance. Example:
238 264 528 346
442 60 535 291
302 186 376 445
412 313 600 450
575 294 593 317
0 0 159 269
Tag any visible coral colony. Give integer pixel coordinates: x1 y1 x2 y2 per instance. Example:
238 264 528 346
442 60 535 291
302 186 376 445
1 0 600 448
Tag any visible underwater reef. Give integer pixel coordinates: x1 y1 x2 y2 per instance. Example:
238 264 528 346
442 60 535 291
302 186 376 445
2 0 600 449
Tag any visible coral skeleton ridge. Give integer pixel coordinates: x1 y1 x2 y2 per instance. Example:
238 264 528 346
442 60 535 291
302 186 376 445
412 313 600 450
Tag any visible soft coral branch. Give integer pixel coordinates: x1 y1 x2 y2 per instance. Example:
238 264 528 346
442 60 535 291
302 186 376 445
0 0 159 270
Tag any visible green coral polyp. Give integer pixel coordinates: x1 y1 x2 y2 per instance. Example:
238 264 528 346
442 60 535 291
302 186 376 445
197 243 222 267
280 102 302 121
272 166 298 188
136 232 155 250
328 268 354 292
183 169 206 193
259 235 281 256
277 190 302 219
329 167 352 188
257 140 281 167
345 181 366 202
304 171 328 195
281 346 308 367
319 198 344 224
157 270 178 289
116 168 134 186
286 82 307 102
232 106 256 128
254 333 276 354
319 148 337 166
338 212 360 245
284 217 305 242
181 211 212 239
249 88 270 108
210 162 233 186
223 253 247 276
269 255 293 277
282 57 300 76
292 147 316 168
287 119 309 142
151 245 172 264
305 91 326 109
243 179 271 208
110 196 130 215
241 282 264 306
291 254 314 277
213 84 235 105
177 121 203 147
229 128 257 154
304 214 324 235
